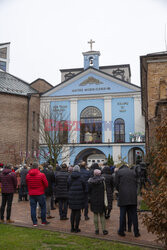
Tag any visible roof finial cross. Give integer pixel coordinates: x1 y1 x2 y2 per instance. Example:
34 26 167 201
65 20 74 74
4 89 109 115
88 39 95 51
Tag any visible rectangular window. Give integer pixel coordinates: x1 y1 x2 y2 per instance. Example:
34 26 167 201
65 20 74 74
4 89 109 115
58 121 68 144
32 139 34 157
0 48 7 59
0 61 6 71
37 114 39 132
32 111 35 131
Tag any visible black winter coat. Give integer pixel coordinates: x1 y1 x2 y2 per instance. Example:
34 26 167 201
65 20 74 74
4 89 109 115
68 172 86 210
80 167 91 193
88 176 105 214
55 169 69 199
102 167 114 210
20 168 29 185
115 165 137 206
41 168 55 196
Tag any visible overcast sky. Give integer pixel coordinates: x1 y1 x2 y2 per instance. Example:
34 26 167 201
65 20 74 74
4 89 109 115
0 0 167 86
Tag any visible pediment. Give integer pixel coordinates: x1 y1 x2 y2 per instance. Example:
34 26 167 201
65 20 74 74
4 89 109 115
42 68 140 97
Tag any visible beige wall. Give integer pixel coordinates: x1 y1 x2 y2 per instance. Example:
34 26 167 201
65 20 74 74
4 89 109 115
31 79 53 93
0 93 40 165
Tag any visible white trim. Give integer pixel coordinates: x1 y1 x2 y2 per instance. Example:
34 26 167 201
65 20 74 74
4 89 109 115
41 91 141 102
70 99 78 143
104 98 112 142
40 142 145 147
113 145 121 164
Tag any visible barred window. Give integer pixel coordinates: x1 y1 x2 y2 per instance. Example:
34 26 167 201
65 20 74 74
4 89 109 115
114 118 125 143
80 106 102 143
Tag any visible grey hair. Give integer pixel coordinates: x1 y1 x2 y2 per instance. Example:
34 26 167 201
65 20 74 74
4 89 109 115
31 162 39 169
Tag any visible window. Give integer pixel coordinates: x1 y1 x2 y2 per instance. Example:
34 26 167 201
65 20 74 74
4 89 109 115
58 121 68 144
80 106 102 143
37 114 39 132
0 61 6 71
0 48 7 59
89 57 94 66
32 111 35 131
32 139 34 157
114 118 125 143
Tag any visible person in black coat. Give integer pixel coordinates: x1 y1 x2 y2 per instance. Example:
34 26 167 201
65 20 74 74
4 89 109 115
115 164 140 237
68 165 86 233
88 169 108 235
41 163 55 219
19 165 29 201
80 161 91 220
101 166 114 219
55 163 69 220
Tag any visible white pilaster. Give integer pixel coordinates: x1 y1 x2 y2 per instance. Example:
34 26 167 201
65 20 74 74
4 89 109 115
104 97 112 142
61 146 70 165
39 101 50 144
70 99 78 143
113 145 121 164
134 96 145 133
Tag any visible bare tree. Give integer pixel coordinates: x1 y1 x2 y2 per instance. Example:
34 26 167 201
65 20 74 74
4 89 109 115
39 103 75 168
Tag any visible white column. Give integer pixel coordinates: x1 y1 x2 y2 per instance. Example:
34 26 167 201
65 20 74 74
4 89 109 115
70 99 78 143
134 96 145 133
62 146 70 165
113 145 121 164
104 97 112 142
39 100 50 144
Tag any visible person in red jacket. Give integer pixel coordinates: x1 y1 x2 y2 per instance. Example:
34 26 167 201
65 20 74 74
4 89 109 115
0 163 17 223
26 162 49 226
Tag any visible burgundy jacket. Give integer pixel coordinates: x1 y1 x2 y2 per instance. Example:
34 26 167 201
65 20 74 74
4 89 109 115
0 169 17 193
26 168 48 196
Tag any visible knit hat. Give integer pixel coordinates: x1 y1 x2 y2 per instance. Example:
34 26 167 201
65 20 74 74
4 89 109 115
94 169 101 176
73 165 80 172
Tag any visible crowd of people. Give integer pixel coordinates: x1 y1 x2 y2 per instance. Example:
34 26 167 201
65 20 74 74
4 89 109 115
0 160 143 237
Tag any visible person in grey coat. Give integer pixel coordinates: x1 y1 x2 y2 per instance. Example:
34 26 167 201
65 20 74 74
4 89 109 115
88 169 108 235
115 164 140 237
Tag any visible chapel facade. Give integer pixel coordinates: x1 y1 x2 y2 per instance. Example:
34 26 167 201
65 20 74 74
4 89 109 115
41 42 145 166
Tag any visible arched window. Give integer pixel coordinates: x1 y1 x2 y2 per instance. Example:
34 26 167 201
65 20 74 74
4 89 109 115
80 106 102 143
114 118 125 143
89 57 94 66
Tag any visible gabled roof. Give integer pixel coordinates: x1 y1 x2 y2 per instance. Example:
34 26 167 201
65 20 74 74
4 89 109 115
42 66 140 97
30 78 53 87
0 71 38 96
0 42 10 46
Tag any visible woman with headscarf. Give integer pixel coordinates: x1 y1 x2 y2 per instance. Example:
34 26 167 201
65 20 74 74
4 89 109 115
88 169 108 235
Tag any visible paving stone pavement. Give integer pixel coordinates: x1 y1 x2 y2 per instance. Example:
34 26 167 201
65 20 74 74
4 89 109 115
0 194 164 249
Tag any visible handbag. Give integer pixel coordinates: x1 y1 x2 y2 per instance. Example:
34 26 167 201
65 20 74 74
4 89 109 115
103 181 108 208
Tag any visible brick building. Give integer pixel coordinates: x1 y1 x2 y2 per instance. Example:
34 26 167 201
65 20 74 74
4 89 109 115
0 74 53 165
140 52 167 152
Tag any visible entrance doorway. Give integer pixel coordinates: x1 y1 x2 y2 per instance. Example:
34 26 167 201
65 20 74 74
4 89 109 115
74 148 106 167
128 147 144 165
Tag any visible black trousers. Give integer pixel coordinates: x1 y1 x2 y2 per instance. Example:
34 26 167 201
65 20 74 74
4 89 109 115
1 193 14 220
119 205 139 235
84 194 89 217
70 209 81 230
58 198 68 218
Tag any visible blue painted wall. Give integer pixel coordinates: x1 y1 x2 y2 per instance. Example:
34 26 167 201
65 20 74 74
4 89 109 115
112 97 134 142
49 73 134 97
